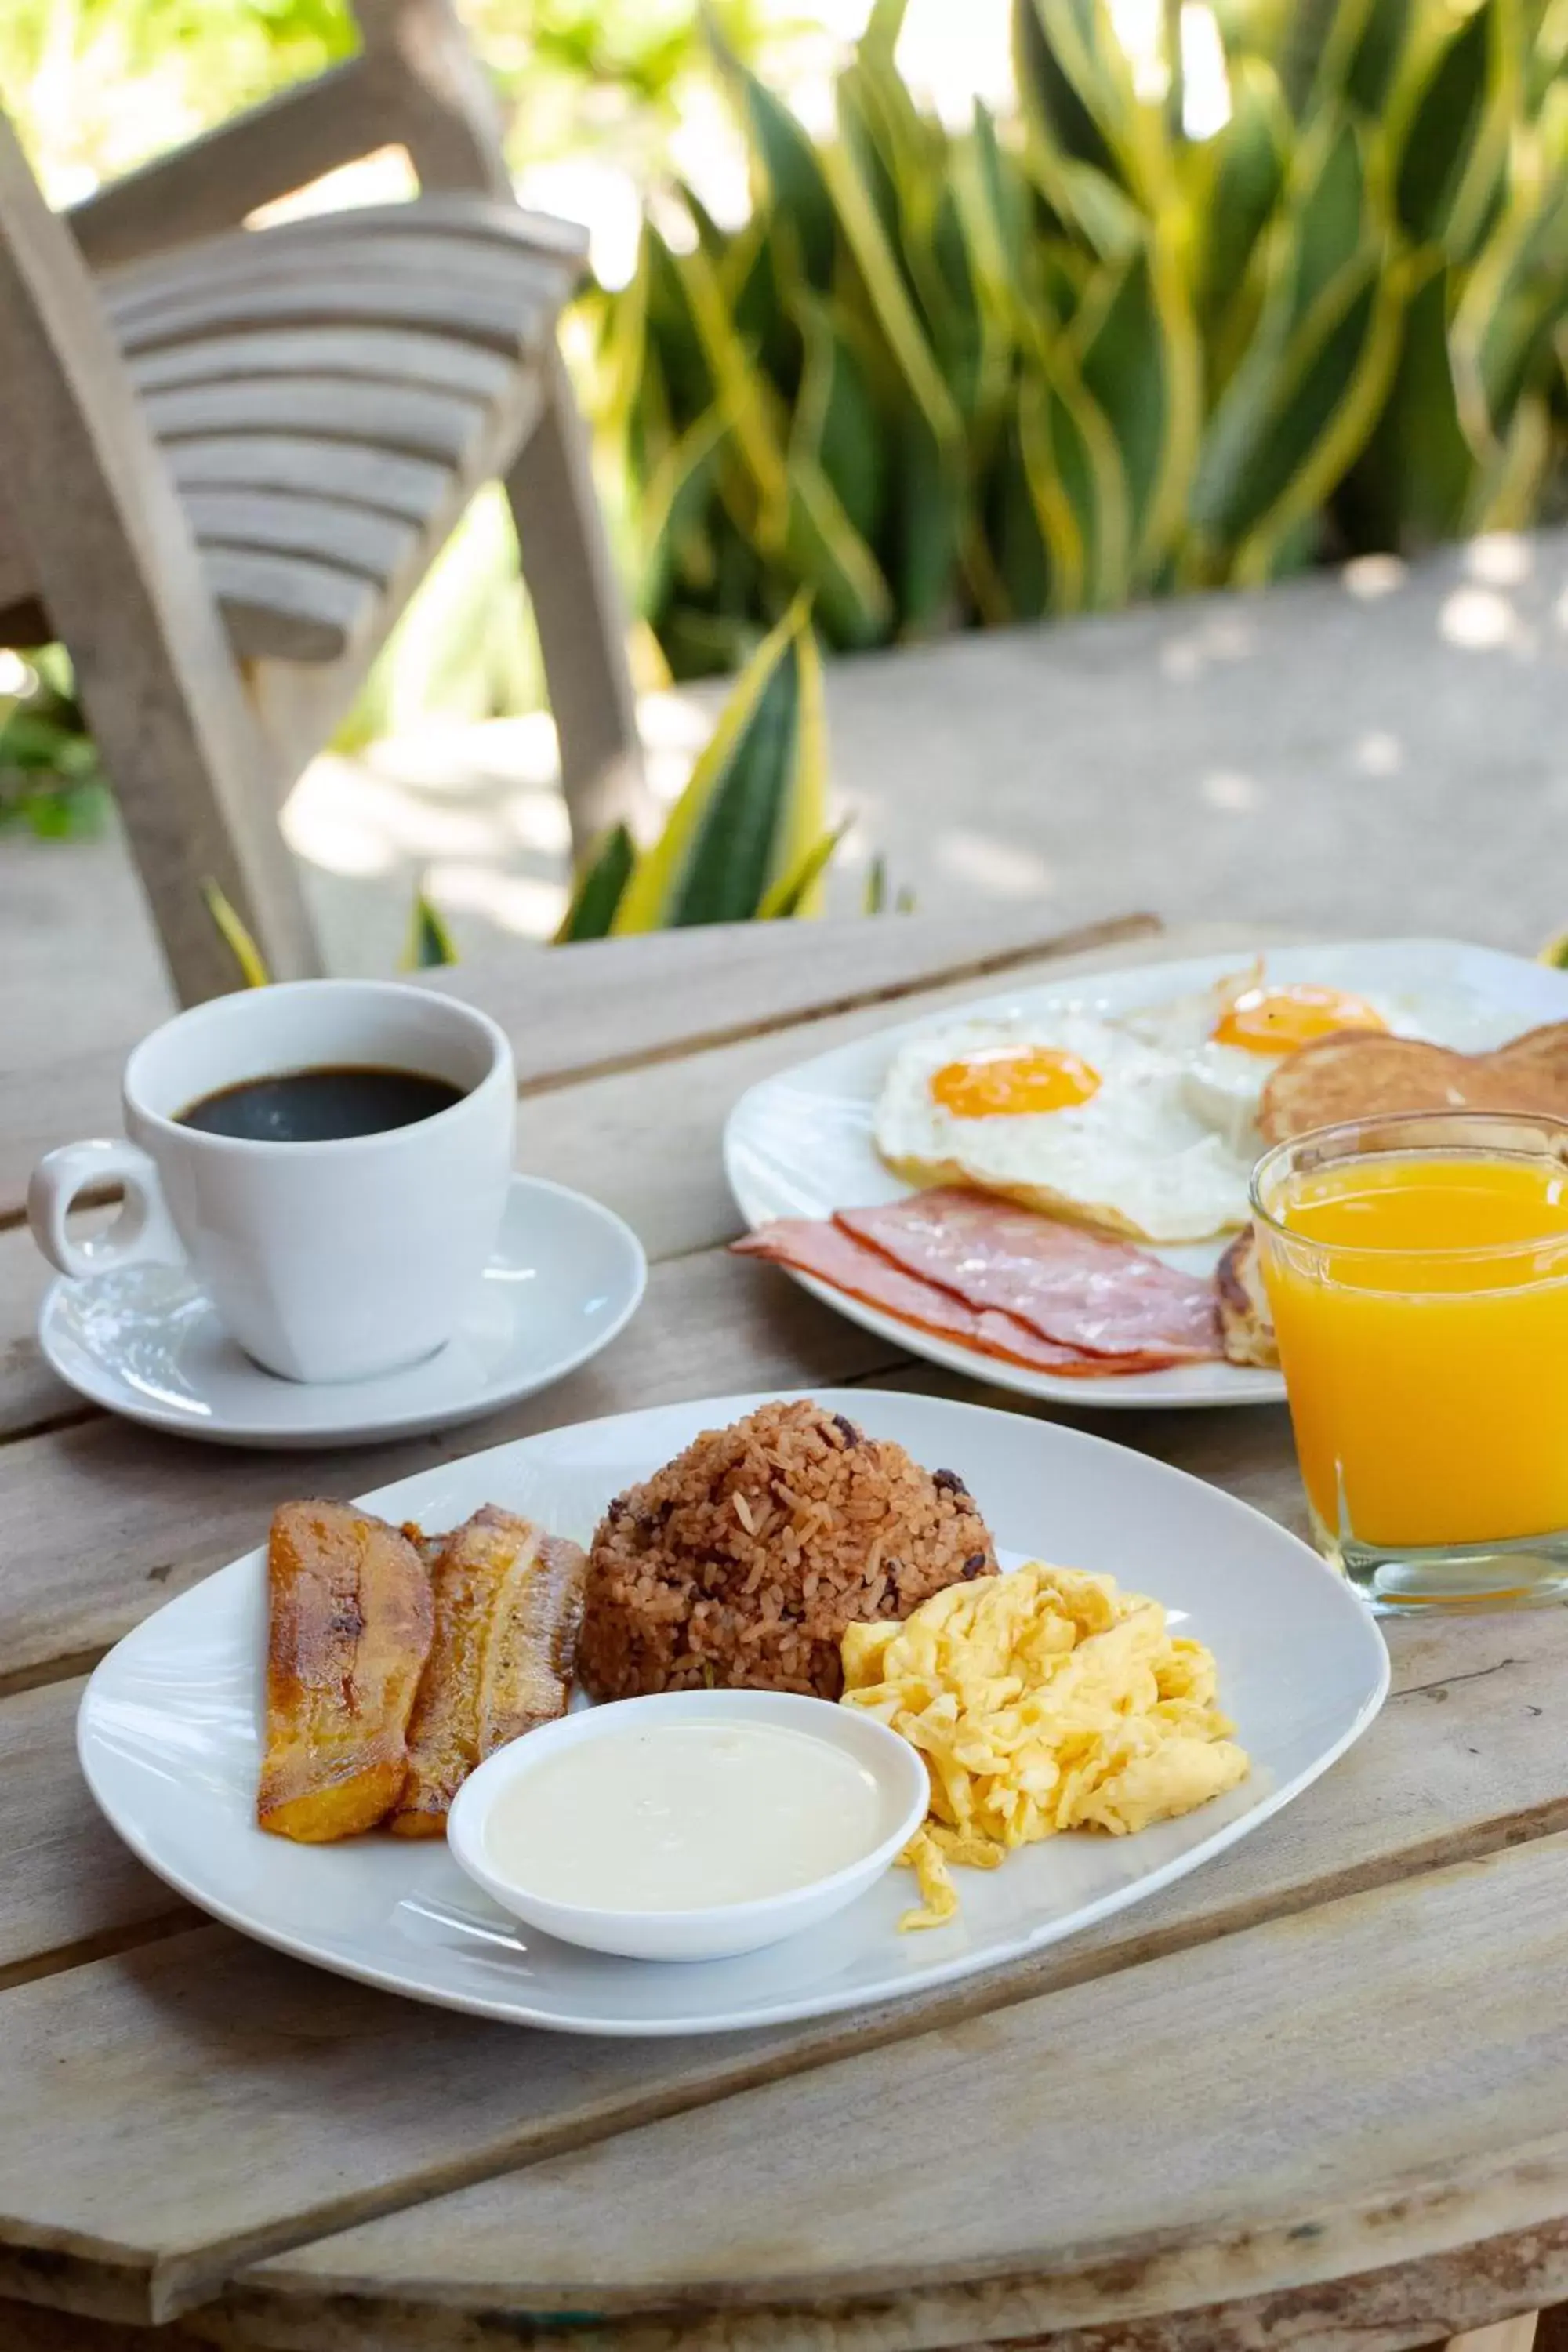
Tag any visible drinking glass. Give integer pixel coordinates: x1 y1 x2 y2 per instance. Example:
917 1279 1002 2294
1250 1109 1568 1611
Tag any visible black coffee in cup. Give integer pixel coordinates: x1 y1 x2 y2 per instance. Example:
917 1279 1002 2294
179 1065 464 1144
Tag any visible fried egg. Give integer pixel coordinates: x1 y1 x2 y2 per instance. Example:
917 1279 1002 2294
873 1014 1254 1242
1129 970 1416 1153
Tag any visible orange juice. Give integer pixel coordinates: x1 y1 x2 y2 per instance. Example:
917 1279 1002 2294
1258 1151 1568 1551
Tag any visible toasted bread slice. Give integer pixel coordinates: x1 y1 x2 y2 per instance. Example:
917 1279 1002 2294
258 1502 434 1843
1258 1030 1568 1145
390 1508 587 1838
1492 1019 1568 1091
1215 1225 1278 1368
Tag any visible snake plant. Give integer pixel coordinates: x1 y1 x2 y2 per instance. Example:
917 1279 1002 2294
600 0 1568 674
208 598 841 980
557 593 837 936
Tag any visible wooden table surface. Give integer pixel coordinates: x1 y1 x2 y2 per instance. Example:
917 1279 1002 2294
2 909 1564 2352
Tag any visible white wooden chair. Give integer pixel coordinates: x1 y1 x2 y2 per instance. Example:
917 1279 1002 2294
0 0 647 1003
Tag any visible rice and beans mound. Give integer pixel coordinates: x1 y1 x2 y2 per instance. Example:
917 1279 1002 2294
578 1399 998 1701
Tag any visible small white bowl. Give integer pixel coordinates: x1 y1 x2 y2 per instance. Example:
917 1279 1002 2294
446 1689 929 1962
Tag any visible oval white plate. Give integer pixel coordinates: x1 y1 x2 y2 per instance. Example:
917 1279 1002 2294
78 1387 1388 2034
38 1174 646 1448
724 938 1568 1409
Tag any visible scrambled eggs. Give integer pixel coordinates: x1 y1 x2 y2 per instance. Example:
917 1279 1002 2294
840 1563 1250 1929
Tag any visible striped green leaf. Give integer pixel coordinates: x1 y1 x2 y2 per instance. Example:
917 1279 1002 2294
1341 263 1474 545
402 885 459 971
1192 111 1407 565
759 820 850 917
1073 235 1201 575
791 290 888 546
676 237 791 537
708 35 838 289
1392 0 1511 258
1013 0 1126 187
202 880 271 989
1452 104 1568 445
613 598 831 931
556 824 637 944
1240 259 1408 575
643 223 714 430
781 458 896 649
638 403 730 618
1343 0 1416 111
986 414 1054 619
1196 60 1291 338
819 90 964 459
888 412 966 632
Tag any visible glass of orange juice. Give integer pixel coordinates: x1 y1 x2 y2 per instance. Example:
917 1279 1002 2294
1251 1110 1568 1611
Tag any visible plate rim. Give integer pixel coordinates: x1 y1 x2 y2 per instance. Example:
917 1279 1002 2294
723 935 1568 1413
77 1383 1391 2035
38 1174 648 1449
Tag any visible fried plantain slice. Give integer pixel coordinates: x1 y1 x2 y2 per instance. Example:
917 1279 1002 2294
258 1501 434 1842
389 1507 587 1837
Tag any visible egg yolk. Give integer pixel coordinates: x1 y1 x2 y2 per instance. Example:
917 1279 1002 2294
1211 984 1389 1054
930 1047 1101 1118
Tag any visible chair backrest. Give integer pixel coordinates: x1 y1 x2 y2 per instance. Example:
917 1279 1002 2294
0 109 321 997
67 0 511 277
0 0 514 654
0 112 210 643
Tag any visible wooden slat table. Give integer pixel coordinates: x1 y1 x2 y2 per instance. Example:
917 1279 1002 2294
1 909 1562 2352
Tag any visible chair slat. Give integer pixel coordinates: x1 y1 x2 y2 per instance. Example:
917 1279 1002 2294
202 543 376 663
163 434 452 522
182 487 418 584
110 270 556 357
95 193 588 293
142 376 492 466
105 230 573 314
128 324 514 401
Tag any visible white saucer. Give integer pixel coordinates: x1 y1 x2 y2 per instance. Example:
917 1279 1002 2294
38 1175 647 1449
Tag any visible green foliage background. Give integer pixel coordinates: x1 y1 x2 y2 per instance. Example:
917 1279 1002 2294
0 0 778 193
5 0 1568 777
606 0 1568 680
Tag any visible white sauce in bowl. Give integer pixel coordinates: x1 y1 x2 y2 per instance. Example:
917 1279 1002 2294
483 1720 885 1912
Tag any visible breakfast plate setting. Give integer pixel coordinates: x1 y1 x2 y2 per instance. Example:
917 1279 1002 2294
725 936 1568 1409
79 1386 1388 2037
27 918 1568 2352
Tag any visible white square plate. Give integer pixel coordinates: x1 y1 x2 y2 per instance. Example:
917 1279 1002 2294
78 1388 1387 2036
724 938 1568 1408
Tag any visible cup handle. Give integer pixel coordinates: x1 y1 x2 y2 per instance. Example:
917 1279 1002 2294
27 1139 183 1281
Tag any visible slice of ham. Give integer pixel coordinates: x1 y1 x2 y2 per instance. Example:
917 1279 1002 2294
834 1189 1220 1363
731 1219 1197 1378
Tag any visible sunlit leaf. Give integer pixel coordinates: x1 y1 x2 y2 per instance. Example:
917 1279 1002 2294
555 823 637 943
402 886 459 971
202 880 271 989
613 597 831 930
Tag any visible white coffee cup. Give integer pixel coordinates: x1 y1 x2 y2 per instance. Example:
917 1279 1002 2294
28 980 516 1384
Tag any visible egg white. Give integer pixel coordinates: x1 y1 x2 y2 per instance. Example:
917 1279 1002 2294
873 1014 1254 1243
1127 971 1425 1155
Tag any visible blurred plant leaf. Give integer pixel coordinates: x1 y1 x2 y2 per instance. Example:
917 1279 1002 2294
555 822 638 942
613 596 832 929
758 818 849 916
402 887 459 971
201 881 271 989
